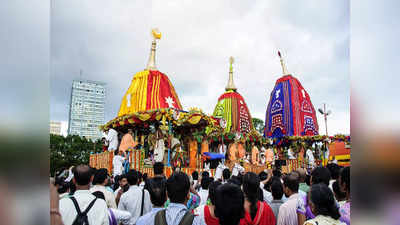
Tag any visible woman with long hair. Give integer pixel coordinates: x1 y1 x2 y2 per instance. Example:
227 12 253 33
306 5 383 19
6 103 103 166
240 172 275 225
304 183 345 225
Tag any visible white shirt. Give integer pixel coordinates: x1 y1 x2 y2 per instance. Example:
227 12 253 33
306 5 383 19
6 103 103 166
106 129 119 151
135 207 164 225
218 144 227 155
113 155 125 176
118 185 152 225
59 190 109 225
90 185 117 209
198 188 209 206
277 193 301 225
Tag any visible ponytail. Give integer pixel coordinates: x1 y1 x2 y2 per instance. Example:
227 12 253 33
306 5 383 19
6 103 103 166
242 172 260 220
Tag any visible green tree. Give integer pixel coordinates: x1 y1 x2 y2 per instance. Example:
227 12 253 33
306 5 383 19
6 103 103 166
50 134 103 176
252 118 265 135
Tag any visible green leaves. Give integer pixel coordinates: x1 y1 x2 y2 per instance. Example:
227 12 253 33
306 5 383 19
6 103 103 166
50 134 103 176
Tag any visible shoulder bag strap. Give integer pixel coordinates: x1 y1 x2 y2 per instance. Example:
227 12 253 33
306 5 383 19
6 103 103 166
178 211 195 225
82 198 97 215
70 196 82 215
154 209 167 225
140 188 145 216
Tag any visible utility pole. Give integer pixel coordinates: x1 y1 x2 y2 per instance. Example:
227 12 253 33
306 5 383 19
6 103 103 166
318 103 331 136
318 103 331 166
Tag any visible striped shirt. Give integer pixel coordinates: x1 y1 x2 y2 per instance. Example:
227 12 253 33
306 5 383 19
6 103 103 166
277 193 301 225
163 203 203 225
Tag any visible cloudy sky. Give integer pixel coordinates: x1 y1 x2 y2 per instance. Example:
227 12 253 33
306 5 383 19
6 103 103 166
50 0 350 135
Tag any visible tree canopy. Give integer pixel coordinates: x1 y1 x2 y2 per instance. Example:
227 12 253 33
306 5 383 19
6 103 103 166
252 118 265 135
50 134 103 176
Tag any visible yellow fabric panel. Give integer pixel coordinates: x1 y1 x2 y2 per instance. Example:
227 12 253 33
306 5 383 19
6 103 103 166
331 154 350 161
224 98 232 133
118 70 149 116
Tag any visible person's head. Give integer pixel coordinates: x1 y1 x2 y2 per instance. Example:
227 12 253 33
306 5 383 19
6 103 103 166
166 172 190 204
55 177 69 194
283 172 299 197
208 181 222 206
222 168 231 181
192 171 199 180
332 181 346 201
308 183 341 220
201 171 210 179
143 173 148 182
327 163 342 180
339 166 350 195
137 172 143 184
92 168 109 186
119 174 128 187
215 183 245 225
311 166 331 186
92 191 106 201
271 179 284 200
147 177 167 207
72 165 93 187
128 129 133 134
228 176 241 186
126 170 139 185
242 172 260 220
272 169 282 178
305 174 311 186
258 171 268 181
153 162 164 176
296 168 307 183
201 176 212 190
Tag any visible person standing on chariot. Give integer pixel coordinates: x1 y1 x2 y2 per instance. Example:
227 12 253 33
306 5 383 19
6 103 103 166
119 129 137 152
251 143 260 165
154 128 165 163
189 136 198 168
106 128 119 152
237 140 246 159
265 146 275 167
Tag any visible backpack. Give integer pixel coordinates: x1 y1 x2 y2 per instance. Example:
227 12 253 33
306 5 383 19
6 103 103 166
70 196 97 225
154 209 195 225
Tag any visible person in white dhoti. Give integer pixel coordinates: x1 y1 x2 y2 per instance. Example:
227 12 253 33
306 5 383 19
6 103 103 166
287 148 296 160
306 148 316 169
106 128 119 151
154 129 165 163
218 143 227 163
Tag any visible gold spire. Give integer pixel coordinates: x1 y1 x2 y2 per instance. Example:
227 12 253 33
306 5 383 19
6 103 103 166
146 28 162 70
278 51 289 75
225 56 237 91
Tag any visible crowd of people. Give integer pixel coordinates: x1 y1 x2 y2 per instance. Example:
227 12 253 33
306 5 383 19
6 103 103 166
50 158 350 225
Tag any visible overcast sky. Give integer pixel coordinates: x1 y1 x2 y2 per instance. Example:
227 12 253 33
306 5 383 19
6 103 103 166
50 0 350 135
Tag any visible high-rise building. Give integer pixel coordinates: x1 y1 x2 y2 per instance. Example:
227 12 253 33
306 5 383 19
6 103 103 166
68 79 106 140
50 121 62 135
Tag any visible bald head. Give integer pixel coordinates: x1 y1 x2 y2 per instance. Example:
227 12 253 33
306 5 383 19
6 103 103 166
296 168 307 182
73 165 93 186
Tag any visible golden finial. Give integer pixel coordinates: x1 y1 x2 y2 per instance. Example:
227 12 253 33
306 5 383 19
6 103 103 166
146 28 162 70
278 51 289 75
225 56 237 91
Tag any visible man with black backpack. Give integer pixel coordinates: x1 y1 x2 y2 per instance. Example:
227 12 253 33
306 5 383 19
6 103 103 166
59 164 109 225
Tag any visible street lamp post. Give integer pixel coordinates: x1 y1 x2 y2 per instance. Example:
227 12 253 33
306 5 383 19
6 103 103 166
318 103 331 166
318 103 331 136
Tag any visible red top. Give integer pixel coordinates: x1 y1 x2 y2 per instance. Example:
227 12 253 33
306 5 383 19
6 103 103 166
204 205 220 225
240 201 276 225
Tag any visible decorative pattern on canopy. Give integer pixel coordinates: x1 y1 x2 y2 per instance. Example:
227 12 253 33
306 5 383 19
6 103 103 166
264 52 319 138
212 57 254 135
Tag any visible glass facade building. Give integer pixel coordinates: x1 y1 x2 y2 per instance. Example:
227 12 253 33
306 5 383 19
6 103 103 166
68 79 106 140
